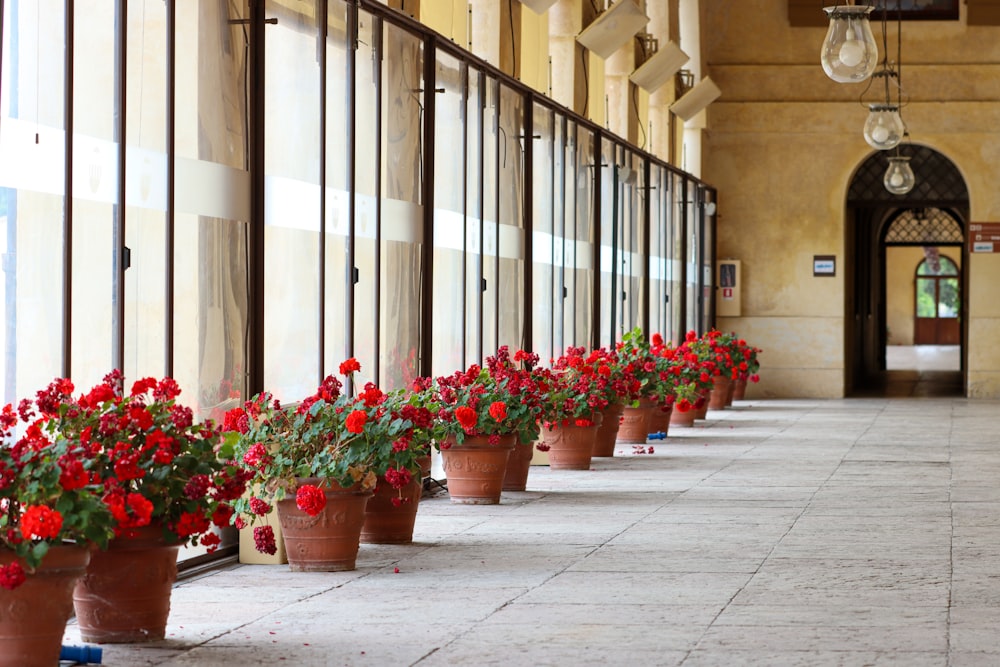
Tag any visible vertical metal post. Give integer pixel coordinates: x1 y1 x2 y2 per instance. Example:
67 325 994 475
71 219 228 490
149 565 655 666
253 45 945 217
113 0 126 372
522 91 533 355
475 73 485 364
317 0 327 385
419 33 436 377
589 130 601 352
346 0 357 373
165 0 175 377
641 157 650 335
247 0 266 396
460 63 468 366
677 177 688 335
373 17 383 384
62 0 74 379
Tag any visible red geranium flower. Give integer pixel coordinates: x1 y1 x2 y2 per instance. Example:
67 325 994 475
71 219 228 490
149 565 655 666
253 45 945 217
345 409 368 434
488 401 507 422
295 484 327 517
454 406 477 431
339 358 361 375
20 505 63 540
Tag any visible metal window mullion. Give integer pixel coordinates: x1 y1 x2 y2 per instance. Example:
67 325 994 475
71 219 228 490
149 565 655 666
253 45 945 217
460 62 468 366
549 109 556 359
114 0 126 373
522 91 533 358
373 17 383 385
641 158 650 335
677 177 688 335
345 0 357 375
419 32 436 378
475 73 485 364
317 0 327 386
247 0 266 396
589 130 600 352
492 79 500 358
62 0 74 379
165 0 175 377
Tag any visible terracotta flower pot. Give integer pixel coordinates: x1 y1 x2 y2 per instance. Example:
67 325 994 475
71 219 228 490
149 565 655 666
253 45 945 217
440 433 516 504
277 478 373 571
670 403 697 428
649 403 673 436
693 391 711 420
0 545 90 667
733 377 748 401
593 403 624 457
617 399 655 444
709 375 732 410
361 474 423 544
541 421 598 471
502 441 535 491
725 376 737 406
73 524 180 643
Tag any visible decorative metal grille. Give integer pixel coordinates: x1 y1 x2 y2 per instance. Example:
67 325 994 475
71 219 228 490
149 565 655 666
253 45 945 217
848 144 969 204
885 207 964 244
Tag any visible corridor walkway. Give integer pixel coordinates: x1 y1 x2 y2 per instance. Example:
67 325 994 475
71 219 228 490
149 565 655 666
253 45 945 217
65 398 1000 666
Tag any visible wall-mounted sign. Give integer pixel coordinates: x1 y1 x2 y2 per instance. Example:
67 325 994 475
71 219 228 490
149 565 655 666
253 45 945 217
813 255 836 277
969 222 1000 253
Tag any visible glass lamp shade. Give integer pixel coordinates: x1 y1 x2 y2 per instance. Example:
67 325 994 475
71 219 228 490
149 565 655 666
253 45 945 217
821 6 878 83
884 156 915 195
863 104 905 150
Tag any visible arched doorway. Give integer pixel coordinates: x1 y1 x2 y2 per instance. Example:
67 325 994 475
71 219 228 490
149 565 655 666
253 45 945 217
845 145 969 396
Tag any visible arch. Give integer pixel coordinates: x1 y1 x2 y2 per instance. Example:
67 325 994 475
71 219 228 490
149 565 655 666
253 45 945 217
845 144 969 395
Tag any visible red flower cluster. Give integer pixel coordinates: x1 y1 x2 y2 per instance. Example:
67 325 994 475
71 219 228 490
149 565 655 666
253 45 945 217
345 409 368 434
253 525 277 555
0 562 26 590
249 497 272 516
296 484 327 517
19 506 62 540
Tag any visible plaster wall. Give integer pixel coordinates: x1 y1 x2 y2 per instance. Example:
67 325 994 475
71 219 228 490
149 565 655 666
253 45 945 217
701 0 1000 398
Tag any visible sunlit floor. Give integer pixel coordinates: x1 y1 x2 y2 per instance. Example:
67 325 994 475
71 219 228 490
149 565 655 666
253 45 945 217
886 345 961 371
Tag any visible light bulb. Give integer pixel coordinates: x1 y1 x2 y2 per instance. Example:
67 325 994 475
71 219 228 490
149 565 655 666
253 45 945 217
864 105 904 150
884 156 915 195
821 6 878 83
838 38 864 67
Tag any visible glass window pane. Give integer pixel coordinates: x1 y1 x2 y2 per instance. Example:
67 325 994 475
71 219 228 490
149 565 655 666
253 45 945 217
379 23 424 390
0 0 67 403
939 278 959 317
573 125 594 349
531 103 554 362
263 0 322 400
124 0 168 383
173 3 249 423
325 0 350 375
72 0 118 389
916 278 936 318
431 53 466 378
464 69 483 367
497 83 523 354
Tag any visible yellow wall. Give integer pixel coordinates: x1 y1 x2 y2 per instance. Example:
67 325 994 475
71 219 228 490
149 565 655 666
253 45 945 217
703 0 1000 398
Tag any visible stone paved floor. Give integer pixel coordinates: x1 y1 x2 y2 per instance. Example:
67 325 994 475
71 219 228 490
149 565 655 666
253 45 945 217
63 398 1000 666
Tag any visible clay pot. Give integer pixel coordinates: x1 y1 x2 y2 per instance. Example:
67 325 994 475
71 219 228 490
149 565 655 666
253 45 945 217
733 377 748 400
670 404 697 428
439 434 516 504
502 441 535 491
593 403 624 457
709 375 732 410
74 524 180 643
0 545 90 667
616 399 655 444
361 474 423 544
277 478 373 571
649 403 673 436
541 421 599 470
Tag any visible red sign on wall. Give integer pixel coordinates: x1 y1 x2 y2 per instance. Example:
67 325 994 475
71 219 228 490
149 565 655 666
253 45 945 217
970 222 1000 253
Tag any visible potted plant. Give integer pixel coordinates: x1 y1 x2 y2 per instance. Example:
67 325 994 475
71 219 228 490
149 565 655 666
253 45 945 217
226 359 428 567
669 332 719 427
43 370 250 643
0 380 117 665
423 349 541 504
535 345 611 470
733 338 763 400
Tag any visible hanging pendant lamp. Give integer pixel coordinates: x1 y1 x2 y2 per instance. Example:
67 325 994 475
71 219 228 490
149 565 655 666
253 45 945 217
821 5 878 83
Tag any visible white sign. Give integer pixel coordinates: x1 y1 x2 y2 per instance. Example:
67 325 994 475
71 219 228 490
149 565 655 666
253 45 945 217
973 242 994 253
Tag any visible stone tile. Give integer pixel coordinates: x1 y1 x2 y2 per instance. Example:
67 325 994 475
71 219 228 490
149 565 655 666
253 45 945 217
695 622 946 653
682 650 946 666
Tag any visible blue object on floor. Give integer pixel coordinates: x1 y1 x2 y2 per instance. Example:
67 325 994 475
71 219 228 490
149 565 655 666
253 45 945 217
60 644 103 664
648 432 666 440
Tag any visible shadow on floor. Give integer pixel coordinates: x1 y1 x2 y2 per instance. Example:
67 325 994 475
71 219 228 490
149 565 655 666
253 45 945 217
851 370 964 398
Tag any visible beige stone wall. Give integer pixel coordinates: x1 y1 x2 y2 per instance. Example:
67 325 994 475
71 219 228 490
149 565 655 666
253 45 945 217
702 0 1000 398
